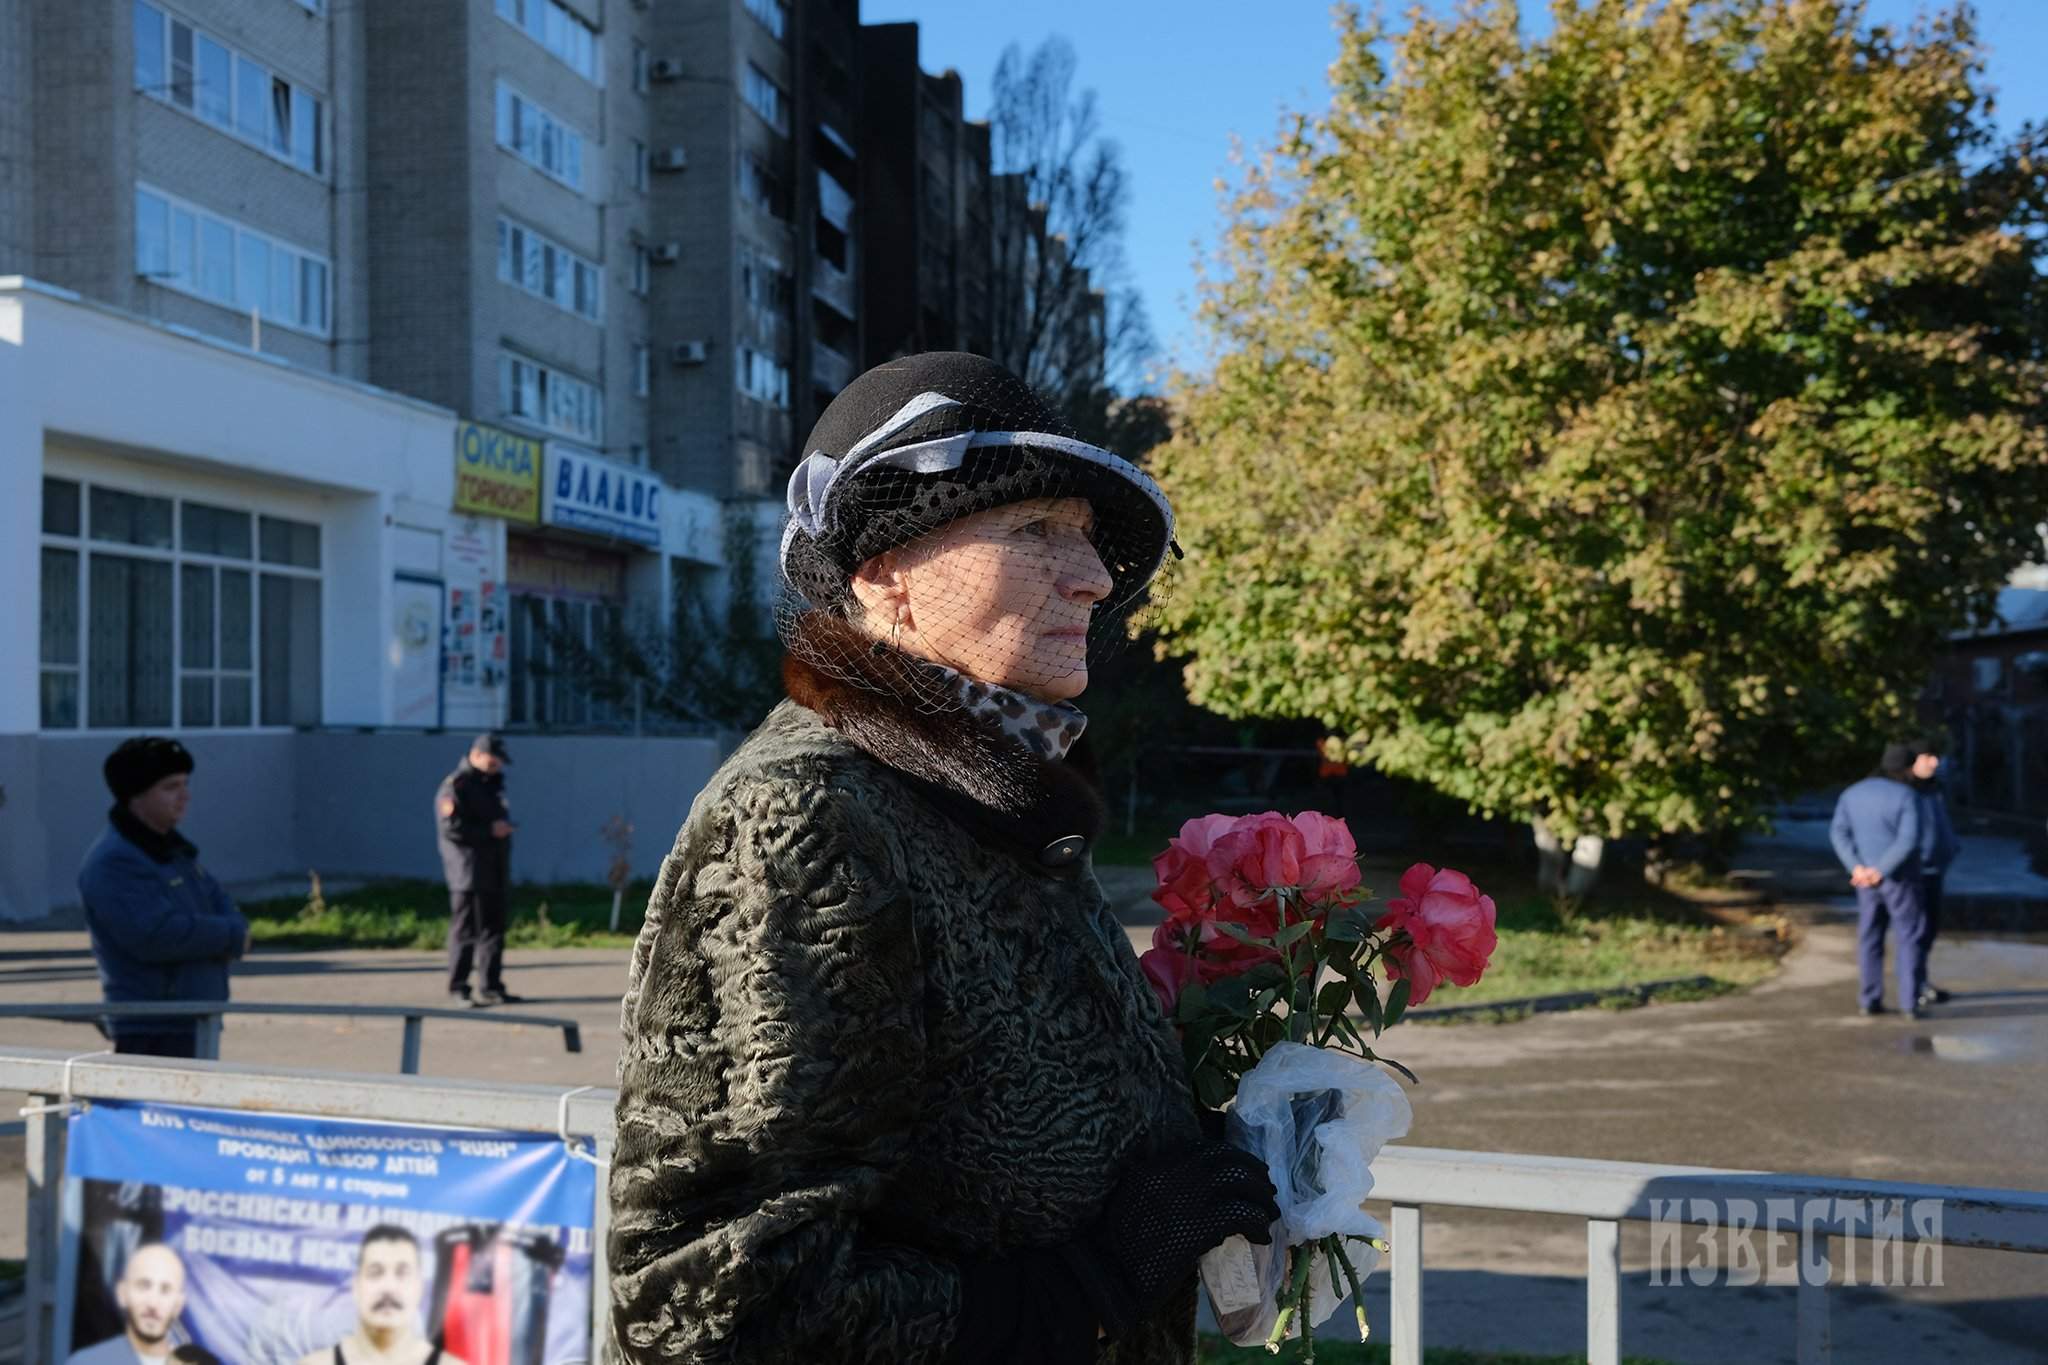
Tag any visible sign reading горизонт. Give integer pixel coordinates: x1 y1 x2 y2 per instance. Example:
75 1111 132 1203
58 1100 594 1365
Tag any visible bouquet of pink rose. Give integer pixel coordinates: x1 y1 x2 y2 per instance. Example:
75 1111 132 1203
1136 811 1498 1355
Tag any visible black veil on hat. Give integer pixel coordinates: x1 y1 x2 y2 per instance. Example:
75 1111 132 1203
779 351 1177 616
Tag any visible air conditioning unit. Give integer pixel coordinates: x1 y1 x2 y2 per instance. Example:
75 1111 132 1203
649 58 685 83
651 145 689 172
648 242 682 264
670 340 710 366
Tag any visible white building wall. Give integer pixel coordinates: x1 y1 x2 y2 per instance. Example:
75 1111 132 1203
0 279 749 917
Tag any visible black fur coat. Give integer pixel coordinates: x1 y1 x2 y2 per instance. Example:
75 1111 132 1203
608 618 1201 1363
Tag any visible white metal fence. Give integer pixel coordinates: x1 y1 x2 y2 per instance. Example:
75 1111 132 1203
7 1046 2047 1364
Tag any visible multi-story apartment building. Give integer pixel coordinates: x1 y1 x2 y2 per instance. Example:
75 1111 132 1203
858 23 995 367
4 0 368 377
643 0 861 498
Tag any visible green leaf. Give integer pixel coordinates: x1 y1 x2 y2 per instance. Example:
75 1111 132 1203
1215 921 1268 948
1316 978 1354 1018
1384 977 1412 1029
1174 981 1210 1021
1274 920 1315 948
1194 1066 1235 1109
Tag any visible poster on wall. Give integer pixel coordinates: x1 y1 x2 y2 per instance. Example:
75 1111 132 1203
57 1100 595 1365
393 577 444 728
479 581 507 692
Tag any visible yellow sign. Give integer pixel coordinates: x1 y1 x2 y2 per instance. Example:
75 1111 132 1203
453 422 542 523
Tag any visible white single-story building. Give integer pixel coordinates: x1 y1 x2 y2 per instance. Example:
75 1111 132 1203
2 278 765 918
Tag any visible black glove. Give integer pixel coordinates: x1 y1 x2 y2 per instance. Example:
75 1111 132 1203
945 1140 1278 1359
1066 1139 1279 1338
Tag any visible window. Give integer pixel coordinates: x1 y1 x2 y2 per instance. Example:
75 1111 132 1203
738 153 787 220
495 82 587 191
743 0 787 41
134 185 332 336
739 246 792 313
509 595 622 729
39 476 320 731
133 1 164 93
631 246 650 296
735 346 791 409
634 343 650 399
495 217 603 322
631 139 649 193
633 41 649 94
493 0 601 84
133 3 325 175
500 352 603 444
742 63 788 133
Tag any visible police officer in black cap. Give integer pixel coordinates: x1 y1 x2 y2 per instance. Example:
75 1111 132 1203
436 733 521 1006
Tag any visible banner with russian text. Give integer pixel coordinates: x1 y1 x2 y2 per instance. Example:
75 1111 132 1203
57 1100 596 1365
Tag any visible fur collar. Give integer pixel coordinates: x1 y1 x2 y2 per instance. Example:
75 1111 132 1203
782 613 1106 870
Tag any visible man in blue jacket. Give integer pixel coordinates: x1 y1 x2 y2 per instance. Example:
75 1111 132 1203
1909 738 1962 1008
1829 742 1927 1018
78 738 249 1058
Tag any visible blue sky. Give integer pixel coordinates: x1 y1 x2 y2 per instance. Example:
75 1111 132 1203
861 1 2048 379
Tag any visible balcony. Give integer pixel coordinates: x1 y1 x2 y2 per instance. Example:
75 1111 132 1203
812 338 855 396
811 251 855 319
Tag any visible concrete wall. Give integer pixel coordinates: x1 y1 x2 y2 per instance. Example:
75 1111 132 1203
294 731 724 888
22 730 726 912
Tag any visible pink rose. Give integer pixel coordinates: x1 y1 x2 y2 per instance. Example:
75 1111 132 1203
1151 813 1241 919
1374 863 1497 1007
1205 811 1363 913
1138 940 1202 1015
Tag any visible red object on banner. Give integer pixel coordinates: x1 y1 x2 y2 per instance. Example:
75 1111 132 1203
440 1240 513 1365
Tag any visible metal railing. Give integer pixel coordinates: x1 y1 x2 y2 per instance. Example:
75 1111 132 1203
1368 1148 2048 1365
5 1047 2046 1365
0 1001 582 1075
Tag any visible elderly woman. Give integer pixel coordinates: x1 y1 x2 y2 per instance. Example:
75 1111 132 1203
609 353 1276 1363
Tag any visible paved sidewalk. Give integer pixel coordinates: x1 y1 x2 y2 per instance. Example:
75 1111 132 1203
5 830 2045 1362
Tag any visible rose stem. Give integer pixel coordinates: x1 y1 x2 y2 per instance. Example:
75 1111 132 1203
1329 1234 1370 1341
1265 1243 1316 1353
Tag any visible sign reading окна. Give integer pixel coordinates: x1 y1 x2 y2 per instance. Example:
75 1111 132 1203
454 421 543 524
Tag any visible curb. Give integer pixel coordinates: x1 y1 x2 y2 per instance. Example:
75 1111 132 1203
1406 974 1726 1023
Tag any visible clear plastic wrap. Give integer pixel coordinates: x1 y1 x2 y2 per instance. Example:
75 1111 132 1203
1199 1042 1414 1345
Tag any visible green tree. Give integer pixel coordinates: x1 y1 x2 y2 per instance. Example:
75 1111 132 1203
1153 0 2048 887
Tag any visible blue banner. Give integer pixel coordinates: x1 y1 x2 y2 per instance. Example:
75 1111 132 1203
59 1100 596 1365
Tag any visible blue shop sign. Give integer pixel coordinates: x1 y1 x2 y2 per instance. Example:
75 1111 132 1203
544 445 662 547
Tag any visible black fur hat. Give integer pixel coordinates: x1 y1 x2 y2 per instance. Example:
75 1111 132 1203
780 352 1175 610
104 736 194 801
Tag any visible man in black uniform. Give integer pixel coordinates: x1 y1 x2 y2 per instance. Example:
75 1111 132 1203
435 733 520 1007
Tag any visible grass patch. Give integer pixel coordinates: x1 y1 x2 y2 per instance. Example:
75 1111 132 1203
1435 892 1783 1007
1197 1337 1669 1364
245 879 650 951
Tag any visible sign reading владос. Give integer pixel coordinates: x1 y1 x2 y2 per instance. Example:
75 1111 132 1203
454 421 543 524
543 444 662 547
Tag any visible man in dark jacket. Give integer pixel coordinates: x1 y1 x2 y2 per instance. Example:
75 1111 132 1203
1909 738 1962 1008
436 732 520 1006
79 737 250 1058
1829 742 1926 1018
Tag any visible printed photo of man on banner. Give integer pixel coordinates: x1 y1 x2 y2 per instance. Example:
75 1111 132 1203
56 1101 595 1365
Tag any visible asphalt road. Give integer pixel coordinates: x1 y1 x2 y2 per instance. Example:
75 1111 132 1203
4 815 2045 1363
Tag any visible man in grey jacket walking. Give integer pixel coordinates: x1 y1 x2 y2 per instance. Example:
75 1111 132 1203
1830 742 1927 1018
